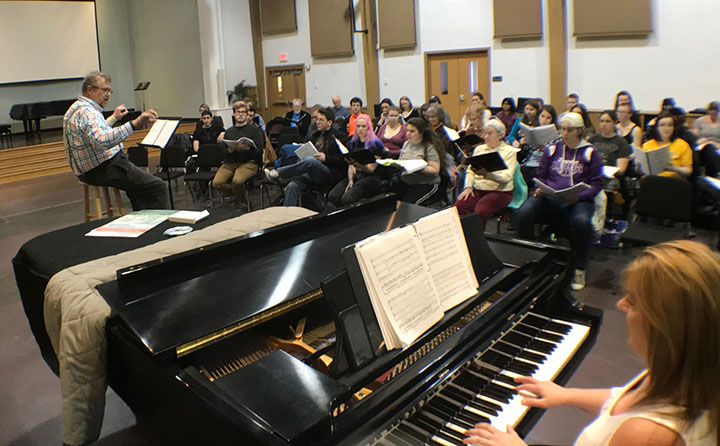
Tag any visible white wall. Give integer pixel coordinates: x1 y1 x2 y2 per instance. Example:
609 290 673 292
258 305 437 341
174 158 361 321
220 0 257 90
0 0 135 133
128 0 204 117
378 0 550 108
261 0 366 108
567 0 720 112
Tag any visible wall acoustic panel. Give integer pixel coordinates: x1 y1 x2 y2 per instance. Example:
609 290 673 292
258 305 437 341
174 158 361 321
308 0 354 58
377 0 416 50
493 0 543 39
260 0 297 35
574 0 652 37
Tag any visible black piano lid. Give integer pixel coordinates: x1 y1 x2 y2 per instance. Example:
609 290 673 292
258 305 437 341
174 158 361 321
96 196 437 357
211 350 347 443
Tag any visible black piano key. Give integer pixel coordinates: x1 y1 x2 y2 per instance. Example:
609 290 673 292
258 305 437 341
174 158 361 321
518 349 547 364
421 410 474 432
433 429 465 446
397 422 433 445
449 384 503 413
456 371 489 392
528 338 557 354
490 349 539 375
525 314 573 335
493 341 521 356
386 431 418 446
445 388 499 416
479 367 517 387
483 384 513 403
414 412 443 431
516 324 563 343
408 418 465 444
428 398 489 426
494 341 548 365
505 360 537 376
521 314 549 329
502 331 556 354
479 350 510 369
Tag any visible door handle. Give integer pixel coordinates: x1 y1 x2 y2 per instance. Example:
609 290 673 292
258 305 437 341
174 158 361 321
459 94 465 102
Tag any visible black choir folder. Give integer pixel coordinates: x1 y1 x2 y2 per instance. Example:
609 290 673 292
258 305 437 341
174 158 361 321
467 151 508 172
345 207 479 350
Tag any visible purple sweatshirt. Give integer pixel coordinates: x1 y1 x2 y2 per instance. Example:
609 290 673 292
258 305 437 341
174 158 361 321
535 139 603 202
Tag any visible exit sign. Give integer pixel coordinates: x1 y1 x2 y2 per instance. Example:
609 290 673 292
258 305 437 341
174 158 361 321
279 53 288 63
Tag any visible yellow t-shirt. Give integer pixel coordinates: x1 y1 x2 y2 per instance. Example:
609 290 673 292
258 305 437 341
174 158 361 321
641 138 692 178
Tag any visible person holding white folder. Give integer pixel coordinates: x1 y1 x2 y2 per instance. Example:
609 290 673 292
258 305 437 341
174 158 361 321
514 113 603 291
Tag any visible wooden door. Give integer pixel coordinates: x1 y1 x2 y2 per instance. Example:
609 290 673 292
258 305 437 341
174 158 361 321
426 51 490 128
265 65 306 119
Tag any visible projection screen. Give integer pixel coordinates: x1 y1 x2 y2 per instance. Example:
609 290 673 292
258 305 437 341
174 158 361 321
0 1 100 85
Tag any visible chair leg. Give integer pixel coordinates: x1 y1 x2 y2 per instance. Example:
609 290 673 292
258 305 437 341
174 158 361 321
82 183 91 222
92 186 103 219
102 186 114 217
113 188 125 215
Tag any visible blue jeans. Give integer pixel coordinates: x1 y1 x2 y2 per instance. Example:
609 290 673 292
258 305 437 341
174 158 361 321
278 157 331 206
274 143 302 168
515 195 595 269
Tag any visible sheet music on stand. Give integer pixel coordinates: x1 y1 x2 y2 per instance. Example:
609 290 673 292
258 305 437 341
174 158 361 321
347 207 479 350
141 119 180 148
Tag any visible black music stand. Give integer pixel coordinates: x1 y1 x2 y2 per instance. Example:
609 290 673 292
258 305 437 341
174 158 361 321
145 116 181 209
134 82 150 111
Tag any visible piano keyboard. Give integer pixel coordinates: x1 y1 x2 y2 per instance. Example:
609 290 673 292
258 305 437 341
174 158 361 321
371 312 591 446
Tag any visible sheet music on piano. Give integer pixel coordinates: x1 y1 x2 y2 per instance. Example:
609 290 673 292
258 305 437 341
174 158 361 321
351 207 479 350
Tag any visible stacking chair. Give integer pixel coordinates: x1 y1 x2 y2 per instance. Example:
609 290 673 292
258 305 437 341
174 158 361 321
127 145 149 171
621 175 693 246
184 144 226 207
494 165 528 233
154 144 186 184
278 126 300 136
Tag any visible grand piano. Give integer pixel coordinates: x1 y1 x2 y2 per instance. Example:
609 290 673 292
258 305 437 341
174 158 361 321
97 196 602 445
9 99 75 138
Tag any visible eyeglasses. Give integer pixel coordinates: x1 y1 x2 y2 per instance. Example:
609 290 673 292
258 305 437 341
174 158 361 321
92 86 113 94
234 110 248 114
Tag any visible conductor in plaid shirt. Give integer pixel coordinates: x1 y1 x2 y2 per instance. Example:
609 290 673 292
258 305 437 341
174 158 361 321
63 71 170 210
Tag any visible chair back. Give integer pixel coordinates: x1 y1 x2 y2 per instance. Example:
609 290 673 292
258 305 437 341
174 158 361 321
277 133 304 148
635 175 692 222
508 165 528 210
160 144 187 168
197 144 226 169
127 145 148 167
278 126 300 136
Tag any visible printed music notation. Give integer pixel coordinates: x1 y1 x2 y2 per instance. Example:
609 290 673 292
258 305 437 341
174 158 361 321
352 207 478 349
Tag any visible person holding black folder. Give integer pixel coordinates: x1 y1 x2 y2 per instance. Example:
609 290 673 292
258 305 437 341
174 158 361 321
454 119 516 222
328 114 385 207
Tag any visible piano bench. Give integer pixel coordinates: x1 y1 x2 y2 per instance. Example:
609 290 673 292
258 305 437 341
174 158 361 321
79 181 126 221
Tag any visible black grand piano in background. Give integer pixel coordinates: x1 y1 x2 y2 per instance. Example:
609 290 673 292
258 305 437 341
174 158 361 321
98 196 602 446
9 99 75 139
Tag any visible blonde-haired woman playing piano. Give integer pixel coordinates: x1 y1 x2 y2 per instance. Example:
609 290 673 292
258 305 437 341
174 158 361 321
464 240 720 446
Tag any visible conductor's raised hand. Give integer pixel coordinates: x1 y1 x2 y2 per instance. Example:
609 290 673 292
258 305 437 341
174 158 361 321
515 376 567 409
112 104 128 120
132 109 158 130
464 423 526 446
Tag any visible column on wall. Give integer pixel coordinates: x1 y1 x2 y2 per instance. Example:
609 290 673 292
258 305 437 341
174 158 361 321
197 0 228 109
